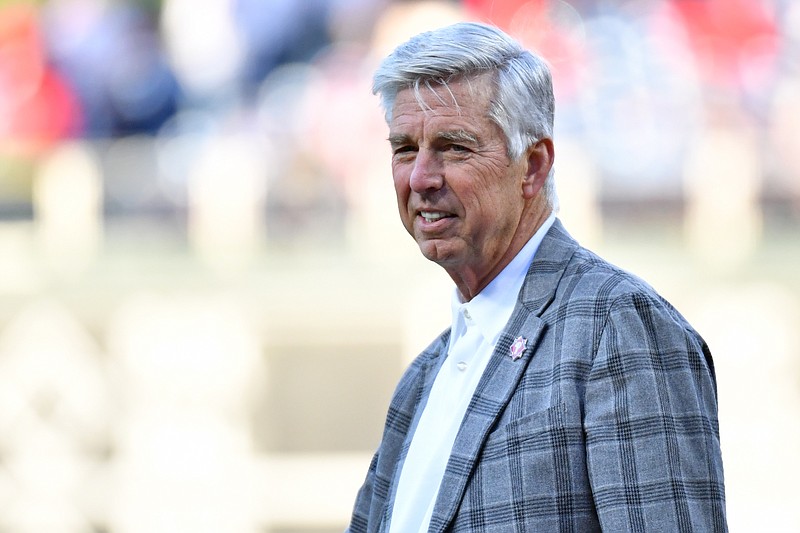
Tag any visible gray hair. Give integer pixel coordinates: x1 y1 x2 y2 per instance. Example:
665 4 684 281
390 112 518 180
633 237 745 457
372 22 557 208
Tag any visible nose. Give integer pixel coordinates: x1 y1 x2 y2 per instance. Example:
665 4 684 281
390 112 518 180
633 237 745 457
408 149 444 193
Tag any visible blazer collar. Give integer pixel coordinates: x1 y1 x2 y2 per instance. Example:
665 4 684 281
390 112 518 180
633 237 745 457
517 217 581 317
427 217 580 533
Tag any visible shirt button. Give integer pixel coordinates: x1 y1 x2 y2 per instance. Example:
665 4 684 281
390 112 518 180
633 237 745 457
457 361 468 371
463 309 472 320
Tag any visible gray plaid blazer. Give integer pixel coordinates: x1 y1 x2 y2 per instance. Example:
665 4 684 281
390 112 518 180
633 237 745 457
347 219 727 532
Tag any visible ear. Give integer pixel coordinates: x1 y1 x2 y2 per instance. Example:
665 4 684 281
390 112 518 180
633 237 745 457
521 138 554 199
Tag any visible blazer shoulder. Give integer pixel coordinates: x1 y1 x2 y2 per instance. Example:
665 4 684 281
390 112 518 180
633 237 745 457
564 245 661 299
532 220 678 317
409 328 449 371
389 329 449 403
560 245 702 336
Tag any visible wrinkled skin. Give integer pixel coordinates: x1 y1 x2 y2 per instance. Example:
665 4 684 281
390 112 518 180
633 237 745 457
388 74 554 300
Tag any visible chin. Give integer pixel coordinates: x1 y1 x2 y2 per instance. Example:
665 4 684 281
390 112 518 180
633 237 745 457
418 240 459 266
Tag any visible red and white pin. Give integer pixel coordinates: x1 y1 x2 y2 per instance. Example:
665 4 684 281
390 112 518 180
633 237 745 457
509 336 527 361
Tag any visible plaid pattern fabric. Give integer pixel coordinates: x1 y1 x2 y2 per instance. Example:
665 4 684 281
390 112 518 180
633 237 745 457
347 219 727 532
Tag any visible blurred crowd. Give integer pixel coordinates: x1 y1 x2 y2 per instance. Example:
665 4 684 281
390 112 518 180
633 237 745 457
1 0 799 232
1 2 799 531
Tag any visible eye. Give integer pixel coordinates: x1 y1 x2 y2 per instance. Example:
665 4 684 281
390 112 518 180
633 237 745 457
445 143 471 154
393 145 417 155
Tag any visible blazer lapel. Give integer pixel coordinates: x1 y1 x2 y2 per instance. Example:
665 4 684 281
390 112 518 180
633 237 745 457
379 332 451 533
427 218 580 533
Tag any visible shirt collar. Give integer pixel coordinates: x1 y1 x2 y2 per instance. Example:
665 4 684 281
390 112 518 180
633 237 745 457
448 213 556 352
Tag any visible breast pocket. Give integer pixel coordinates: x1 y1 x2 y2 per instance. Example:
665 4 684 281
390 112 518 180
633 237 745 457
455 402 592 530
483 402 572 457
477 401 589 494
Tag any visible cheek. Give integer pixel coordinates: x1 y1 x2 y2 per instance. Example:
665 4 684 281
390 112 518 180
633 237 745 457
392 173 413 219
461 178 523 232
392 172 408 200
468 160 513 194
459 175 509 211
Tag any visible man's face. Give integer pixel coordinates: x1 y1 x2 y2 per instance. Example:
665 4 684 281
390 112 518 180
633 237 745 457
388 75 533 288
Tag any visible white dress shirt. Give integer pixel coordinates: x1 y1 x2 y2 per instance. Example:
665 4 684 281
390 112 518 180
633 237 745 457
389 214 556 533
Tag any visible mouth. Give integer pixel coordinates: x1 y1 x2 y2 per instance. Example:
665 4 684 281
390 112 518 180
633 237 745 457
419 211 455 223
415 210 457 235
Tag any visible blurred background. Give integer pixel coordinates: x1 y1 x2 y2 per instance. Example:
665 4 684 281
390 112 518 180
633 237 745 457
0 0 798 531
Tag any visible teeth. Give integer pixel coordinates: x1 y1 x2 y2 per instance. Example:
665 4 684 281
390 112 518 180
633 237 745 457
420 211 449 222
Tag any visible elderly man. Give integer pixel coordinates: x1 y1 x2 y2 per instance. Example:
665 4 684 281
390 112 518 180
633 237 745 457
347 22 726 533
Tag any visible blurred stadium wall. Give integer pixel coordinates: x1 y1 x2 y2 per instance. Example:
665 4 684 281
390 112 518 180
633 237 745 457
0 0 799 531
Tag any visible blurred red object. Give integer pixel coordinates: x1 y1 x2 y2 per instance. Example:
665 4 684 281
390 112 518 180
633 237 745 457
463 0 530 29
462 0 585 101
0 4 81 156
666 0 779 89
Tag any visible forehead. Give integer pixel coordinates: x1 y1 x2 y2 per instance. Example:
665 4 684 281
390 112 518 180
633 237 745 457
390 74 495 130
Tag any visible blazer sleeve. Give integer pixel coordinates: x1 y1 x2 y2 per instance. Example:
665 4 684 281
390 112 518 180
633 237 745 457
346 345 439 533
347 451 380 533
584 291 727 532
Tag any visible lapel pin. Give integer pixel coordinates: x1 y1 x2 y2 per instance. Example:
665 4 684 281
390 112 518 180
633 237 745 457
509 336 527 361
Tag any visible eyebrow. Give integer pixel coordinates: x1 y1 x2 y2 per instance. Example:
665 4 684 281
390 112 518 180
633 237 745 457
387 129 479 147
436 129 478 145
387 134 412 148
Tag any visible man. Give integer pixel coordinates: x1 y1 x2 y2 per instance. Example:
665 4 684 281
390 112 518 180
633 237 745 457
348 22 726 532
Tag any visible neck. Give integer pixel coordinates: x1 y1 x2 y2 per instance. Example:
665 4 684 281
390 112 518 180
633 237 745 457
448 207 552 301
